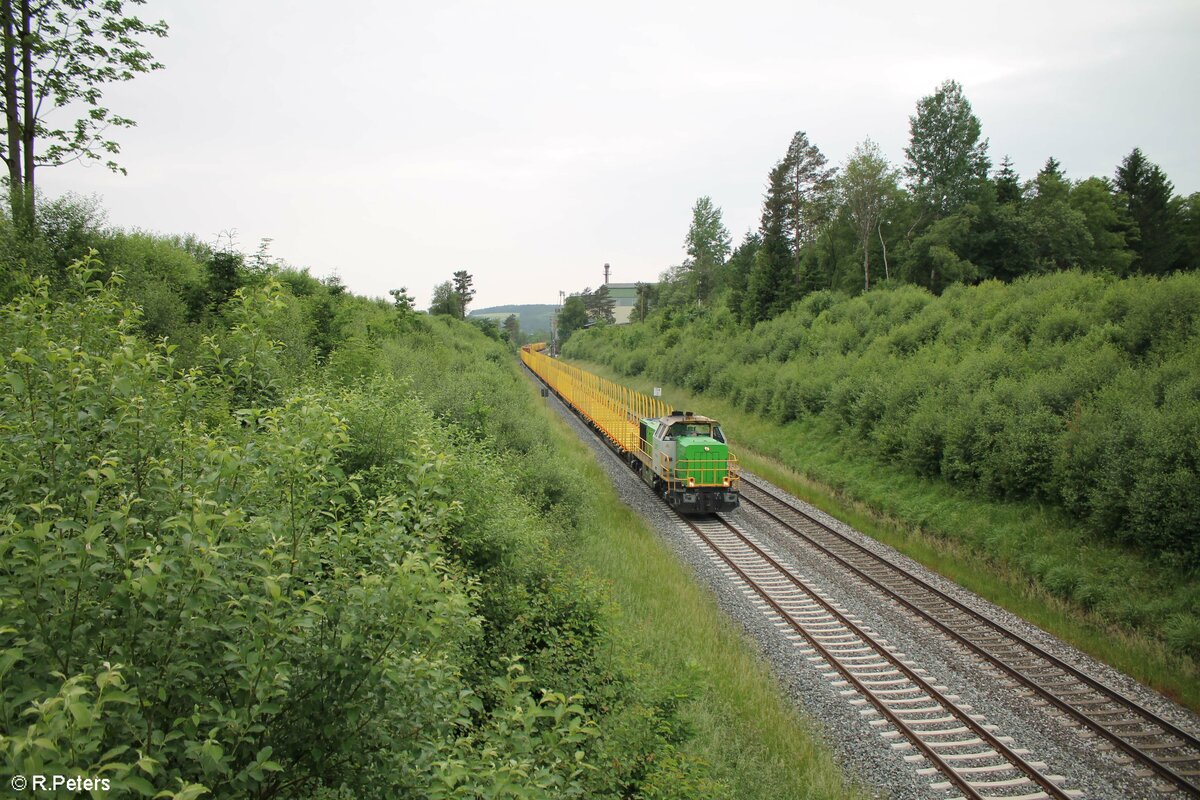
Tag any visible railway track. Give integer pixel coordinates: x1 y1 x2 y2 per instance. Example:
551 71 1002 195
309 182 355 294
737 475 1200 796
681 512 1078 799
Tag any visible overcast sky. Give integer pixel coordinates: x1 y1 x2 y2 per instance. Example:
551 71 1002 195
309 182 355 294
38 0 1200 309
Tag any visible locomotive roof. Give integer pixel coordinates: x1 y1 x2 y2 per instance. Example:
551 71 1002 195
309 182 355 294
663 412 719 424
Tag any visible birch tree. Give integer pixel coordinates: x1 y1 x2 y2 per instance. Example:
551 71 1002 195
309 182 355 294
839 138 899 290
904 80 989 217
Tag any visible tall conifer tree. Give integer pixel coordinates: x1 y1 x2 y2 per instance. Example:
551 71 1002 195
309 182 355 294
1115 148 1184 275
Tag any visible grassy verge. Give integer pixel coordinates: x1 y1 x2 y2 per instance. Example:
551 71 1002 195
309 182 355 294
524 376 863 800
567 359 1200 713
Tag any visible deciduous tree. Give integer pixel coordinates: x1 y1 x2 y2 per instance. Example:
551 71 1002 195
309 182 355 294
429 280 457 316
1070 177 1134 274
556 295 587 343
904 80 990 217
838 138 899 290
1027 157 1090 270
0 0 168 226
683 195 730 303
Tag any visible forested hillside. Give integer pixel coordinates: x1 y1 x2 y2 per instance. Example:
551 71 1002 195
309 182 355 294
0 207 742 797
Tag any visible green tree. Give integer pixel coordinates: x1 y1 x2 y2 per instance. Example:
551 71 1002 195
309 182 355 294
207 249 244 310
901 211 978 291
683 195 731 303
633 281 656 322
579 285 615 324
780 130 836 253
724 230 758 322
0 0 168 226
1181 192 1200 269
994 155 1022 205
904 79 990 217
744 162 796 324
1026 157 1090 270
1115 148 1184 275
981 195 1037 282
1070 177 1135 274
452 269 475 318
429 280 457 315
839 138 900 290
389 286 415 311
557 295 587 343
502 312 520 343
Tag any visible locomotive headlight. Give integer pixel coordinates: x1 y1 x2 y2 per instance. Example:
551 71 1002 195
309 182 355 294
687 476 696 487
722 476 730 487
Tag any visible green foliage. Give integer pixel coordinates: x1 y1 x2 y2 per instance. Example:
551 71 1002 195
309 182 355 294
0 0 169 225
682 196 732 304
430 280 459 317
1116 147 1187 275
0 243 729 797
839 138 900 290
556 296 587 344
904 79 990 216
566 272 1200 570
744 162 797 324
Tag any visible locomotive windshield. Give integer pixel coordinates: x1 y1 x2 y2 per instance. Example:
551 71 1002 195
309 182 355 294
663 422 726 442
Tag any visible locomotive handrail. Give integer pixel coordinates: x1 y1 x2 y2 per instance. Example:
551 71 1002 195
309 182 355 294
657 455 739 489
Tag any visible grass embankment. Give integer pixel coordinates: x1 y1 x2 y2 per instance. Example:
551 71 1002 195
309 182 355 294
568 358 1200 712
521 375 860 800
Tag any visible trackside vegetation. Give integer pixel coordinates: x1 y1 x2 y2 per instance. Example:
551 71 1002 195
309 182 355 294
563 273 1200 707
0 207 854 798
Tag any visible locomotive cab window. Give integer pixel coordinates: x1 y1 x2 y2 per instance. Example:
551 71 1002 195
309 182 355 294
664 422 724 440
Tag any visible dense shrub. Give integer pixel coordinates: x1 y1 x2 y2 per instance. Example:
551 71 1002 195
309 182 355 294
1 255 723 797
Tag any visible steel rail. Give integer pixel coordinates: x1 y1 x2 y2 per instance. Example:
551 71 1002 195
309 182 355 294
682 513 1075 800
738 475 1200 796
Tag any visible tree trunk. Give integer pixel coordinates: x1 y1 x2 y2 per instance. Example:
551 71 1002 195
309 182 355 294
18 0 32 227
1 0 21 225
862 225 870 291
878 221 889 281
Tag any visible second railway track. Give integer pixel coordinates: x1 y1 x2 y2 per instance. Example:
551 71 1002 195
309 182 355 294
736 475 1200 796
682 512 1078 799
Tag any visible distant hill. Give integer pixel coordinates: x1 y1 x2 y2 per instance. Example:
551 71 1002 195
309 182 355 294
470 304 557 339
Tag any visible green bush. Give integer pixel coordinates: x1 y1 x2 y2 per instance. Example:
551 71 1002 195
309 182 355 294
1 255 722 798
